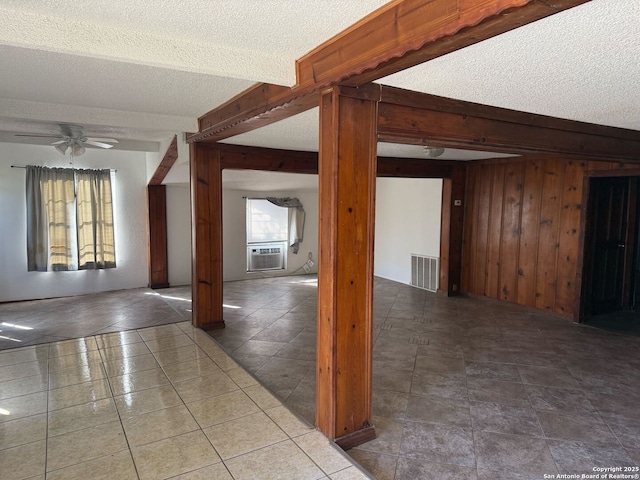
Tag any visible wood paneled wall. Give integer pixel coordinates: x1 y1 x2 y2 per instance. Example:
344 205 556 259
462 157 637 319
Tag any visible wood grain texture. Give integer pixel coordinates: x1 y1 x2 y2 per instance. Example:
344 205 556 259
499 162 525 302
149 135 178 186
193 85 318 144
316 87 376 446
474 164 493 295
516 159 543 306
534 159 563 312
440 165 466 295
297 0 588 88
554 160 584 316
147 185 169 289
461 163 477 292
218 143 318 173
190 144 225 330
192 1 589 145
377 98 640 161
192 141 461 179
461 157 640 319
486 164 505 298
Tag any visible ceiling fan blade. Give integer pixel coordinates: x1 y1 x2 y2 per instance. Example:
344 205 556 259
83 140 114 149
51 140 67 145
85 137 118 144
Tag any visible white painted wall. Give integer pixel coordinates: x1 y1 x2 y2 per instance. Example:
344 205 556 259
166 184 191 286
160 172 444 289
222 187 319 281
374 177 442 285
0 143 148 302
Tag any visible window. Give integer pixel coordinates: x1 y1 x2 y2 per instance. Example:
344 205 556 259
246 198 288 272
246 198 289 243
26 165 116 271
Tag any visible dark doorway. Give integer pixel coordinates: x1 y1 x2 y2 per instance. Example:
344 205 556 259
582 175 640 332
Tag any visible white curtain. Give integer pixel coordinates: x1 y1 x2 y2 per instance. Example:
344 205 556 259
266 197 305 253
25 166 116 271
76 169 116 269
26 166 77 271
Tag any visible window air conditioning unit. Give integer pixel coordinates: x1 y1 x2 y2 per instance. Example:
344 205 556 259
247 243 286 272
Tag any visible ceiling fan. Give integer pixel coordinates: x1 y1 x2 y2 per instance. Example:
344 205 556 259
15 124 119 157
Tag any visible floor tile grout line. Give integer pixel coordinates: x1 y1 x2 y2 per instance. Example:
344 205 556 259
43 342 50 478
459 323 481 480
196 330 365 478
128 324 308 474
96 339 140 479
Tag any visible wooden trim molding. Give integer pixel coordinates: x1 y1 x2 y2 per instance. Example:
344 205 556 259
192 86 318 144
335 426 376 450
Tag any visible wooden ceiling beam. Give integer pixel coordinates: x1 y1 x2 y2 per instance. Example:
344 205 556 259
377 86 640 161
191 84 318 144
192 0 588 144
200 142 459 178
296 0 589 88
148 135 178 185
377 157 454 178
217 143 318 173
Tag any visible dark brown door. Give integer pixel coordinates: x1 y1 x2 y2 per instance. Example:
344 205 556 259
586 176 637 315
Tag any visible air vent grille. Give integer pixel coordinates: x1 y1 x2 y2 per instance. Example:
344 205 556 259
410 254 439 292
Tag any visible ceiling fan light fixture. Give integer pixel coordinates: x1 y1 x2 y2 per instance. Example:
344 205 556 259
55 143 68 155
72 144 86 157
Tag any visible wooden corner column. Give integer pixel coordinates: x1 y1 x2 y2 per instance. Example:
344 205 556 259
439 165 466 296
147 184 169 289
317 86 377 449
190 143 225 330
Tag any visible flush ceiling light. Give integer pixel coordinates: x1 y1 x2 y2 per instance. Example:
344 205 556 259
423 146 445 158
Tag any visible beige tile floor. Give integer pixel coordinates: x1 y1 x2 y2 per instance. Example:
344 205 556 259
0 320 371 480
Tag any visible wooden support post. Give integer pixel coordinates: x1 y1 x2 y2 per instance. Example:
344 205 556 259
317 86 377 449
190 143 225 330
439 165 466 296
147 184 169 289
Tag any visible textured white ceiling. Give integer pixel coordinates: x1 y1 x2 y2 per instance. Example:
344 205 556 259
0 0 637 184
0 0 389 154
380 0 640 130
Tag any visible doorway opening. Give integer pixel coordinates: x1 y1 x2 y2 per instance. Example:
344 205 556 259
581 175 640 333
